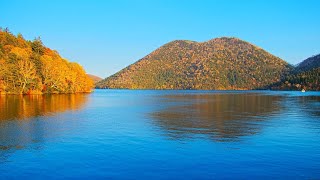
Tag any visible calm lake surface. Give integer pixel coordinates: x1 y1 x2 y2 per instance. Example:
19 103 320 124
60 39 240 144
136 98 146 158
0 90 320 179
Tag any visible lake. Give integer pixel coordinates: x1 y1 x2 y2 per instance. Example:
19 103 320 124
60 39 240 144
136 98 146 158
0 90 320 179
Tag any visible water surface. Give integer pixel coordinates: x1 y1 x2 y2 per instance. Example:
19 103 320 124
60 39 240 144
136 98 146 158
0 90 319 179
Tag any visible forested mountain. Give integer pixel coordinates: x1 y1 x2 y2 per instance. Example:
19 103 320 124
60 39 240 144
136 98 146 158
296 54 320 72
96 37 292 90
0 29 94 94
270 54 320 91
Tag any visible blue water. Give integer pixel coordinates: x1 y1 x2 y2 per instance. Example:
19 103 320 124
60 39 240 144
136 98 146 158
0 90 320 179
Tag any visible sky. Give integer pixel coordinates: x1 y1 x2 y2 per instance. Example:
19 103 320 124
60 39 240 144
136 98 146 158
1 0 320 78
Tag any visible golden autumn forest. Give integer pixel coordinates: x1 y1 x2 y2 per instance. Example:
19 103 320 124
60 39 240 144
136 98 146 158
0 29 94 94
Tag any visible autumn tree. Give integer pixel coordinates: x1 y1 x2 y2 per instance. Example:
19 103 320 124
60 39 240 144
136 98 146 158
31 37 45 55
15 59 39 93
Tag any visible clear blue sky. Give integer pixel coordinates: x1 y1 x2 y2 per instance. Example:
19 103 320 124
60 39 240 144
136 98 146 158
1 0 320 78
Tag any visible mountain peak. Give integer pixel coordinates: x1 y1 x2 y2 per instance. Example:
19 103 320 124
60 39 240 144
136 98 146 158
166 37 243 45
208 36 241 41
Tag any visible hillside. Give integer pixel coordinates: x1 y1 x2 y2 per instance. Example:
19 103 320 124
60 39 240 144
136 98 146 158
87 74 103 83
0 29 94 94
97 37 292 90
270 54 320 91
296 54 320 72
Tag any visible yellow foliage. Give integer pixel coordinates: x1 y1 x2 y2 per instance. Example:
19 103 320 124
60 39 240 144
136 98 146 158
0 30 94 94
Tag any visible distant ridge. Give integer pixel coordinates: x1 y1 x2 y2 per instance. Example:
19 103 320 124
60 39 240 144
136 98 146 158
296 54 320 72
270 54 320 91
97 37 292 90
87 74 103 83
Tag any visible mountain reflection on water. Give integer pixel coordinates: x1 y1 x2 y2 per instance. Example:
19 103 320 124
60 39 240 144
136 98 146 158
151 93 285 141
151 92 320 141
0 94 89 121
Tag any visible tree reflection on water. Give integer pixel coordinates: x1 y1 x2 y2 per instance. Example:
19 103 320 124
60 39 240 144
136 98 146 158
0 94 89 155
0 94 89 121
